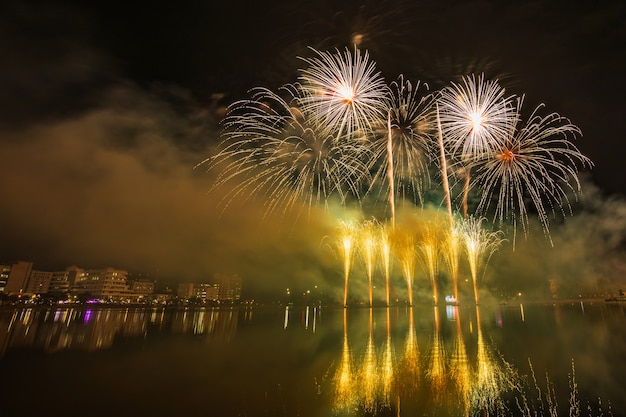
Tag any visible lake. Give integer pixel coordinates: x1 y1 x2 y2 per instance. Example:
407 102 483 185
0 301 624 416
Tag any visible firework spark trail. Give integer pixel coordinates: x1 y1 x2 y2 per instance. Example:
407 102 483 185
418 223 441 306
396 230 416 306
442 218 463 303
297 47 390 139
436 103 454 227
338 220 357 308
380 225 392 307
359 220 378 307
470 97 593 246
386 113 396 230
462 216 504 304
200 86 373 217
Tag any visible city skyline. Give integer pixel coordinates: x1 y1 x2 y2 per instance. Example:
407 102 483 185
0 260 243 303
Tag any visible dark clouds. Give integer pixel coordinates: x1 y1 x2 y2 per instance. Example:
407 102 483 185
0 0 625 298
0 2 113 128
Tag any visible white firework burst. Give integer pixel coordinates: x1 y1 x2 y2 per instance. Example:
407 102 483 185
297 47 390 139
438 73 518 161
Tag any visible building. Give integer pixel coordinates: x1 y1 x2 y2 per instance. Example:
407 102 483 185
72 267 131 300
64 265 85 288
129 279 155 299
4 261 33 295
25 270 52 295
177 282 219 302
48 266 87 297
177 275 242 303
48 270 71 295
196 283 219 301
0 265 10 294
214 273 242 301
177 283 195 299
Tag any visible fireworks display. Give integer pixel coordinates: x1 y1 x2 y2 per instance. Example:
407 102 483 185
201 46 592 306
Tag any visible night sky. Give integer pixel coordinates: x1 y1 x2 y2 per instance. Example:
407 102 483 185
1 0 625 297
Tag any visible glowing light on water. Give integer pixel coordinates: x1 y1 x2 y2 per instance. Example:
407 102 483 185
305 305 310 330
381 308 395 405
283 306 289 329
396 307 420 396
360 309 378 411
427 306 446 403
470 306 520 415
334 309 355 411
324 303 604 416
449 306 471 415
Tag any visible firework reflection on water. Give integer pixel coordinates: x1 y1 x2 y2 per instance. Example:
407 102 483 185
328 306 538 416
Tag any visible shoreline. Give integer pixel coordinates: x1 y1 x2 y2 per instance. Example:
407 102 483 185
0 296 617 312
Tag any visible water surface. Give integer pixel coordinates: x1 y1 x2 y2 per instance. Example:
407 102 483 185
0 302 623 416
